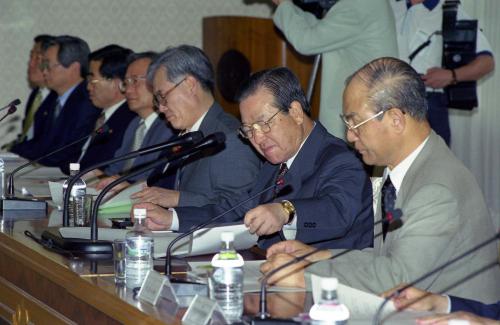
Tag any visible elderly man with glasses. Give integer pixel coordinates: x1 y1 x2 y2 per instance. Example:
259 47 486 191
129 45 261 222
137 66 374 251
261 57 500 303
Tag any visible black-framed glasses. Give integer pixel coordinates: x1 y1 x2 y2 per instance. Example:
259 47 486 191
153 78 186 107
119 75 147 92
239 109 283 139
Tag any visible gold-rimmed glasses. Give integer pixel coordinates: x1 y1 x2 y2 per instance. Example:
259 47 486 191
119 75 147 92
239 109 284 139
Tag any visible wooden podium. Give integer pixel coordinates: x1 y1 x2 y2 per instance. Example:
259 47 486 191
203 16 320 119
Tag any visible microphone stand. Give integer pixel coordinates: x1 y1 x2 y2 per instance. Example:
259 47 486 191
164 179 285 277
48 134 223 257
254 210 403 323
372 230 500 325
61 131 203 226
2 127 104 211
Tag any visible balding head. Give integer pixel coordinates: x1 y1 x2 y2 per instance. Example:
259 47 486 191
346 57 428 121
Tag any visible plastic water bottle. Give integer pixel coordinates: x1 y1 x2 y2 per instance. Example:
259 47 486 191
62 163 86 226
0 158 5 199
309 277 350 324
125 208 154 288
210 232 244 323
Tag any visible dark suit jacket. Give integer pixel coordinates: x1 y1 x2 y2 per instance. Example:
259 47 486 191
451 296 500 320
147 102 261 207
11 81 100 171
78 101 137 170
176 122 374 250
10 89 58 155
104 114 175 182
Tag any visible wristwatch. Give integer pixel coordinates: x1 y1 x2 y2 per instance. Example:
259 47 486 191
280 200 296 225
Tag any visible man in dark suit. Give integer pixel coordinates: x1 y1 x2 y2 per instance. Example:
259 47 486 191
136 66 373 250
11 35 100 171
90 52 175 189
388 286 500 323
7 35 55 150
78 45 136 170
130 45 261 214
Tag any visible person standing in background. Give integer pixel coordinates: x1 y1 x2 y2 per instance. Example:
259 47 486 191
389 0 495 145
271 0 398 138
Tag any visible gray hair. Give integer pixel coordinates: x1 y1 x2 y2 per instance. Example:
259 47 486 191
346 57 428 121
147 45 214 93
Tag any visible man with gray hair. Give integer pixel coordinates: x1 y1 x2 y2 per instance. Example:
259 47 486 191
262 57 500 303
131 45 261 228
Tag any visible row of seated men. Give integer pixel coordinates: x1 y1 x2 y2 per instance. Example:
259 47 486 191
9 35 500 320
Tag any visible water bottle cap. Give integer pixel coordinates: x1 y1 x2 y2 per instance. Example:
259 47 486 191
69 163 80 171
134 208 147 218
321 277 338 291
220 232 234 242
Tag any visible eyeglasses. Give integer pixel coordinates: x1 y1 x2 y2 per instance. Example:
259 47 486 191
239 109 283 139
119 76 147 92
153 78 186 107
40 61 61 71
87 76 112 86
340 110 385 135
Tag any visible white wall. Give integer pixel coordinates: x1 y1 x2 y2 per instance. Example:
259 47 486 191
0 0 272 143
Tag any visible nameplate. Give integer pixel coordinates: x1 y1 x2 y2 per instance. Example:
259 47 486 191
137 270 167 305
182 294 217 325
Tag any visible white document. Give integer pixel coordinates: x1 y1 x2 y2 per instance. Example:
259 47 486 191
59 222 257 259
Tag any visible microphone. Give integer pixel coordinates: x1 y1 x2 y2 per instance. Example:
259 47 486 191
61 130 204 226
45 133 225 257
0 105 18 123
0 98 21 112
165 178 287 277
1 125 110 211
372 229 500 325
254 209 403 323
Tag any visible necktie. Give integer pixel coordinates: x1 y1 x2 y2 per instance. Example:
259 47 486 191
174 130 189 189
381 176 396 240
273 163 288 198
53 99 62 123
21 90 43 140
123 120 146 171
90 112 106 142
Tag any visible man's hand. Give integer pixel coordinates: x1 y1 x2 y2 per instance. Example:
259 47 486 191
244 203 288 236
382 285 449 314
422 67 454 89
417 311 499 325
272 0 285 5
130 186 180 208
260 240 332 287
131 202 173 230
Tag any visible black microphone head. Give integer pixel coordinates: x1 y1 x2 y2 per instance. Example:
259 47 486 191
7 105 17 114
11 99 21 106
95 124 110 135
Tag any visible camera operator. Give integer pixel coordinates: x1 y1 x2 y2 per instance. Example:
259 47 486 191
389 0 495 146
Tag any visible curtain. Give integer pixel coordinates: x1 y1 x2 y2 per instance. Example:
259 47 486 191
451 0 500 228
